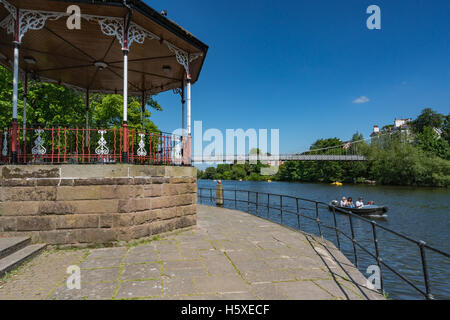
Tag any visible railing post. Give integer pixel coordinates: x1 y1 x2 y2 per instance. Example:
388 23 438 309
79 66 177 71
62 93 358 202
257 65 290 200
256 192 259 215
371 221 384 294
348 214 358 267
216 183 224 207
419 241 433 300
234 189 237 209
296 198 301 230
209 188 212 204
267 193 270 218
315 202 322 237
332 206 340 250
280 195 283 224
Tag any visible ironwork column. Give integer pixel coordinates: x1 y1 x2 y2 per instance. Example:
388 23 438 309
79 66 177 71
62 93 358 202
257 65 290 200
22 71 28 152
186 73 191 136
181 79 185 135
122 20 129 163
85 89 89 158
141 91 146 134
186 71 191 165
11 9 20 164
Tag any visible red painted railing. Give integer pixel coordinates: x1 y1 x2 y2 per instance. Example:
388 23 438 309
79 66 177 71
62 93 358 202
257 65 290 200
0 126 191 166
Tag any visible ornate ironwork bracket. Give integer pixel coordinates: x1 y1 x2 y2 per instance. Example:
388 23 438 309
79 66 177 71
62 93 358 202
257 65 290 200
19 10 66 42
0 2 205 80
31 129 46 155
128 22 159 48
84 15 124 47
137 133 147 157
0 14 14 34
0 0 16 18
172 88 182 97
164 41 203 75
2 131 8 156
172 136 183 161
95 130 109 155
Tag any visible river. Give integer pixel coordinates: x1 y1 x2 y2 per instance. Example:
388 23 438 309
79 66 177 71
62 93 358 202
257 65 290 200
197 179 450 300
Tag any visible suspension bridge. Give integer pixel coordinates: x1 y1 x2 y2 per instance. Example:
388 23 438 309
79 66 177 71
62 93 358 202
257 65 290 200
192 133 396 163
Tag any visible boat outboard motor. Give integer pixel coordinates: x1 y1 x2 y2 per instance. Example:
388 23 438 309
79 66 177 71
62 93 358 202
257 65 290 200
331 200 339 206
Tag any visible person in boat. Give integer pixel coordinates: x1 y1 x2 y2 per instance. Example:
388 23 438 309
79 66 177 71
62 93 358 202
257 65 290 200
346 197 355 208
340 197 347 207
355 197 364 208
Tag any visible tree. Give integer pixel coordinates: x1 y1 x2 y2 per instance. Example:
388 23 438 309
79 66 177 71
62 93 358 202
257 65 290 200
0 65 161 132
231 165 246 180
415 126 450 160
442 114 450 144
352 132 364 141
412 108 444 133
91 94 160 133
216 164 231 175
309 138 342 154
203 167 217 180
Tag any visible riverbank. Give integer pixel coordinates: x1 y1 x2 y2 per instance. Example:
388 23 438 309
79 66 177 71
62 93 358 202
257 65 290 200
0 205 383 300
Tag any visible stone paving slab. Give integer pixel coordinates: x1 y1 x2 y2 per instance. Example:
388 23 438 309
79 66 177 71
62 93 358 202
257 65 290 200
0 204 384 300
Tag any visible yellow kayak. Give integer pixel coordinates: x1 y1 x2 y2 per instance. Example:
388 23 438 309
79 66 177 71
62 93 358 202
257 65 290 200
331 182 343 186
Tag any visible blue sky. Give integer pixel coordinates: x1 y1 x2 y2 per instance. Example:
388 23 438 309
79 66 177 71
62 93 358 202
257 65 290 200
146 0 450 154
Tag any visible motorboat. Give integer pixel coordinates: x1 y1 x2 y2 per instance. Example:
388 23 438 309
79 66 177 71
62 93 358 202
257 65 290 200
329 200 388 216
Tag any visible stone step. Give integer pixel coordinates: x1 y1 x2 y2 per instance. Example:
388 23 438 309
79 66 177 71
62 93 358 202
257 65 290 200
0 244 47 277
0 237 31 260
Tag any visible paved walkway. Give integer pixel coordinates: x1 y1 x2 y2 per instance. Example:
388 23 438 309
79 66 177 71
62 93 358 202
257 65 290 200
0 205 384 300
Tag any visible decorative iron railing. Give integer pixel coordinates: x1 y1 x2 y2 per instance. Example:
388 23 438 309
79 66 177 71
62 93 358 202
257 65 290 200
0 126 191 166
198 187 450 300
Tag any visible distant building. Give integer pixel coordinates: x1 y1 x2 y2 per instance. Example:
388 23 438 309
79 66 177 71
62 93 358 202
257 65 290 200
394 118 412 131
370 117 413 142
370 125 380 137
371 118 412 136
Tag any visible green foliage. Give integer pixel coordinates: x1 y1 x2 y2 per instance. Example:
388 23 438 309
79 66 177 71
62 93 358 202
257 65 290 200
443 115 450 144
197 161 272 182
310 137 342 151
0 66 161 131
203 167 217 180
197 109 450 188
231 165 247 180
415 127 450 160
412 108 444 133
369 138 449 187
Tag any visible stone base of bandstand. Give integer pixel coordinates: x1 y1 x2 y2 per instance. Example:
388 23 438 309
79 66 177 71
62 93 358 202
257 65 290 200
0 165 197 245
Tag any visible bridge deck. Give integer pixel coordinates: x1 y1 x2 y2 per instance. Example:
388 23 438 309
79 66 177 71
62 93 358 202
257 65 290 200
193 155 367 162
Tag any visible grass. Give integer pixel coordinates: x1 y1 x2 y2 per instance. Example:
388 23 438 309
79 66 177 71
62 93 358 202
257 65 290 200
126 235 161 249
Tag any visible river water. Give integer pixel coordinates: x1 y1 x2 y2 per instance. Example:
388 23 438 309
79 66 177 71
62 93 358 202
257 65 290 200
197 179 450 300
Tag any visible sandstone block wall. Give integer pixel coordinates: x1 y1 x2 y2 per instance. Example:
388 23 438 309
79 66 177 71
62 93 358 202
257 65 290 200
0 165 197 245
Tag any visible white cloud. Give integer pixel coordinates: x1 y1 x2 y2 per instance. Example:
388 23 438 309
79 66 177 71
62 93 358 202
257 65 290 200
353 96 370 104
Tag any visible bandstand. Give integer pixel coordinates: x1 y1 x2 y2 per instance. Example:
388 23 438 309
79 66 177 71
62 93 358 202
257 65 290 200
0 0 208 245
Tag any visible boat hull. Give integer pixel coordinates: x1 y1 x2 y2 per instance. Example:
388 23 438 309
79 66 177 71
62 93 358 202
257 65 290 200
328 205 388 216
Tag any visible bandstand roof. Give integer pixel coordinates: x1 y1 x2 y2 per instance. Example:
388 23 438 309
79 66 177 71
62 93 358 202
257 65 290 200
0 0 209 95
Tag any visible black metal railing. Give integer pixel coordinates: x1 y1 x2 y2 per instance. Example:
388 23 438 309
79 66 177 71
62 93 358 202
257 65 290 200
198 187 450 300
